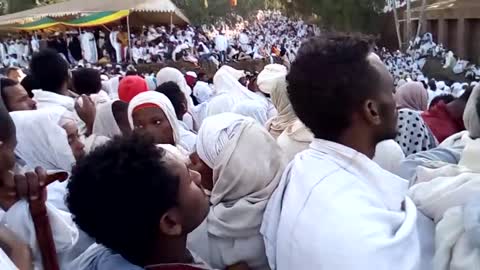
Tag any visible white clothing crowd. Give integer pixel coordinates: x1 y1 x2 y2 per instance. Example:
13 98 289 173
0 10 316 70
1 14 480 270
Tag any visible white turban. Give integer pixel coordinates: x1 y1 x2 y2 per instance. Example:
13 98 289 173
257 64 288 95
93 100 122 138
156 67 194 112
196 113 245 168
156 67 192 97
463 84 480 139
128 91 181 146
193 112 287 268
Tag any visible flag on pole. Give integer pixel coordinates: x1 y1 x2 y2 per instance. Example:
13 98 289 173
204 0 208 8
230 0 237 7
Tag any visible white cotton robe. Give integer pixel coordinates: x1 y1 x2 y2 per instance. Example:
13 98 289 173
261 139 434 270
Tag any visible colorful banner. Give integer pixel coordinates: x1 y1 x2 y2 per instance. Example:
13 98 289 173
14 17 60 31
63 10 130 27
11 10 130 31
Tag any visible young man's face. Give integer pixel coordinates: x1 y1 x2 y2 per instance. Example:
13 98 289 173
162 150 209 234
4 84 36 111
368 54 398 143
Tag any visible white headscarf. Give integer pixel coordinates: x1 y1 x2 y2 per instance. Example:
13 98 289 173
196 113 287 237
156 67 193 105
207 66 265 117
264 72 297 138
93 100 122 138
193 112 287 269
232 100 269 125
10 108 75 172
256 64 287 95
127 91 182 146
463 84 480 139
372 140 405 174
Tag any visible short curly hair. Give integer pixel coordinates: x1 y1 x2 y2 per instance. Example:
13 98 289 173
287 33 379 141
72 68 102 95
66 135 179 266
30 49 69 93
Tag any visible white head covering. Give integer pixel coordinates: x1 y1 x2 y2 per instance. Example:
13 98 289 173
93 100 122 138
264 73 297 138
372 140 405 174
128 91 181 146
156 67 192 97
10 108 75 172
232 100 269 125
256 64 287 95
213 66 263 101
463 84 480 139
196 113 287 238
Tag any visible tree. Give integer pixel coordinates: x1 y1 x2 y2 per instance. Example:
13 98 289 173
5 0 64 14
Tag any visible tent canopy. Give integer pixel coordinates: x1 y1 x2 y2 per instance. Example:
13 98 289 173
14 17 61 31
0 0 189 26
63 10 130 27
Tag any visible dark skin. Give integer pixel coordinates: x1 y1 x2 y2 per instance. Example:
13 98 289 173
446 99 468 121
188 152 214 191
3 84 36 111
336 54 398 159
144 151 209 267
132 107 175 145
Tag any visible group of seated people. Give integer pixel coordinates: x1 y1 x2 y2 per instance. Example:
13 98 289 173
0 32 479 270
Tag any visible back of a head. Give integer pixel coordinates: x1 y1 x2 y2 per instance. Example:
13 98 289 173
118 75 148 103
30 49 69 93
67 135 178 266
5 67 19 79
156 82 186 119
287 33 379 141
20 75 39 98
72 68 102 95
112 100 131 135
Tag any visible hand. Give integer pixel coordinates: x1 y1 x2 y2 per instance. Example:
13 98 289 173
0 168 68 211
75 95 96 136
0 225 32 270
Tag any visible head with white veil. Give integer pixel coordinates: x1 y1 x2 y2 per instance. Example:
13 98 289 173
10 107 84 172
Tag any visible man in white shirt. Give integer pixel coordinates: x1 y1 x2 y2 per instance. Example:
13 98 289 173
215 30 229 63
261 33 434 270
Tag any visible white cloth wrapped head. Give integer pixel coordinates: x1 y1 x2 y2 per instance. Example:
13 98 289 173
196 112 287 238
463 84 480 139
93 100 122 138
127 91 181 146
256 64 287 95
156 67 193 106
10 107 76 172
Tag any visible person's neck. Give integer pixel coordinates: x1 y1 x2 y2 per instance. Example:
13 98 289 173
336 130 377 159
145 236 191 266
446 100 465 120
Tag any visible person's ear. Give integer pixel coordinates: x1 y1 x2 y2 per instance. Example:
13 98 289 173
159 208 183 236
364 99 381 126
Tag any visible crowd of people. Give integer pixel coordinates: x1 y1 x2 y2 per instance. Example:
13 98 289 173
1 9 480 270
0 10 316 70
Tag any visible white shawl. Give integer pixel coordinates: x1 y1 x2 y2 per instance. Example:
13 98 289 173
463 84 480 139
264 72 296 139
409 138 480 270
190 113 287 269
10 108 75 173
92 101 122 138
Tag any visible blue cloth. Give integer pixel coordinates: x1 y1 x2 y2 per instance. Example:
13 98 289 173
68 244 142 270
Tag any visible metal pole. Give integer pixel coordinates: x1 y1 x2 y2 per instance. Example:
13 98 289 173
416 0 428 39
170 12 173 32
127 14 133 63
